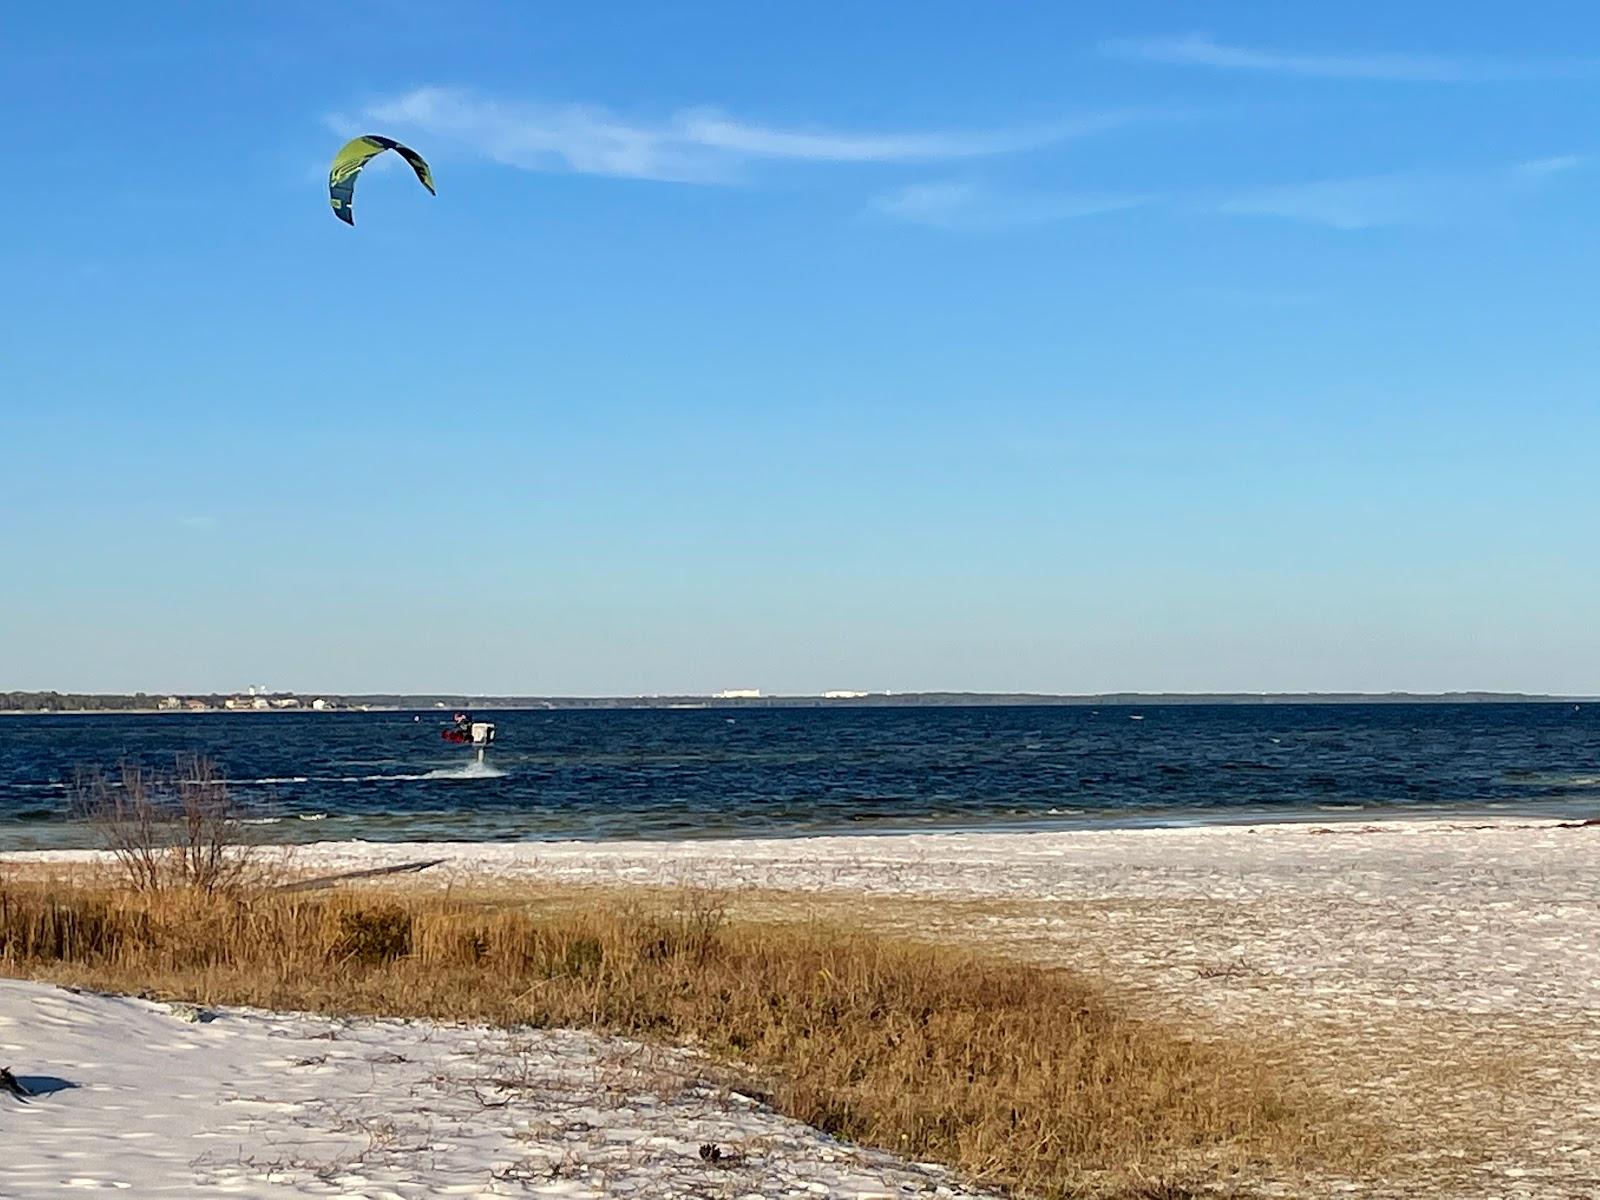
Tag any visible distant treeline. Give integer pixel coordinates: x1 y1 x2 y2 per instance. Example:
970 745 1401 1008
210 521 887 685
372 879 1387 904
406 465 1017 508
336 691 1578 709
0 689 1583 713
2 691 176 712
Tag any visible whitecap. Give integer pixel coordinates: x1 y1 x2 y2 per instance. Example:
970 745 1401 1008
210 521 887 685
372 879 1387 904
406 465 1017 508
423 761 508 781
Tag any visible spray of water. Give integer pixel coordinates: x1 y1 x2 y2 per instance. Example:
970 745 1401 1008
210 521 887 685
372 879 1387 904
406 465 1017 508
422 760 508 781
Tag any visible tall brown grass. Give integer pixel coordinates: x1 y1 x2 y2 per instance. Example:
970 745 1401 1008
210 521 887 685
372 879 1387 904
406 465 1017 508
0 878 1366 1198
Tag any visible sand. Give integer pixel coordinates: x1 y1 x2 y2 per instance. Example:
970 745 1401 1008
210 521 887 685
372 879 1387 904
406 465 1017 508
0 979 994 1199
6 816 1598 1198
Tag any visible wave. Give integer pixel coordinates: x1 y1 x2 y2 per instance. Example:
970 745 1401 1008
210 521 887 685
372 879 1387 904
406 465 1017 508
352 770 504 782
234 771 508 785
1503 772 1600 789
423 762 508 781
248 767 508 784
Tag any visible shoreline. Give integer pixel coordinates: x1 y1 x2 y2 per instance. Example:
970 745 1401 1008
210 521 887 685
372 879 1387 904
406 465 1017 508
9 811 1595 914
6 815 1597 1197
2 806 1593 857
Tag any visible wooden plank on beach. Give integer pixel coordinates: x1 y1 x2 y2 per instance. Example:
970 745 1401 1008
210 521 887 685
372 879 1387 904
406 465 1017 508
275 858 447 893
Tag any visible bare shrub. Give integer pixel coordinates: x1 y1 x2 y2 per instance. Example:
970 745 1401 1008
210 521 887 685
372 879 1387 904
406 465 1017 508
171 756 251 895
72 764 165 892
71 756 255 894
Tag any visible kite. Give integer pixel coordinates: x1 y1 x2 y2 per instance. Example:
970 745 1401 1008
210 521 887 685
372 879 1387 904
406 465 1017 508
328 135 435 226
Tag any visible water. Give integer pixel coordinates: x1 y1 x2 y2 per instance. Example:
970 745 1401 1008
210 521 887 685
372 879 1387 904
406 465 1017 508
0 704 1596 850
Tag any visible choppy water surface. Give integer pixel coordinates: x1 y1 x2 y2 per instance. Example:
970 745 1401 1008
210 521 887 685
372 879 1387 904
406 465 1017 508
0 705 1596 849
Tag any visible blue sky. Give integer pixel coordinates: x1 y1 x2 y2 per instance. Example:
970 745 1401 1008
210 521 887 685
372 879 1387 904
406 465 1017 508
4 2 1599 695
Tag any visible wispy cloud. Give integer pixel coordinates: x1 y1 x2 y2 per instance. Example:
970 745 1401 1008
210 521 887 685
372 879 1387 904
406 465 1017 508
1516 154 1585 176
345 88 1145 184
870 181 1147 231
1220 156 1585 229
873 154 1583 233
1100 33 1591 82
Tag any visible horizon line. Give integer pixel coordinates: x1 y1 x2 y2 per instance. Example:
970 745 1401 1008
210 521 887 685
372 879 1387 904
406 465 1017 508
4 688 1594 709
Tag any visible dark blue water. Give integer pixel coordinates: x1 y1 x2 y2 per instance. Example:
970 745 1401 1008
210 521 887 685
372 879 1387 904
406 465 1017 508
0 705 1596 850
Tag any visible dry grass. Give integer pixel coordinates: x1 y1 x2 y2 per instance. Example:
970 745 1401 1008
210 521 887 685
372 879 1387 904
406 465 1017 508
0 876 1373 1198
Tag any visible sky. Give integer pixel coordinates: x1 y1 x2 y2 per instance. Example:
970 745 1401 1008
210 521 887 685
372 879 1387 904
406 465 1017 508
3 1 1599 696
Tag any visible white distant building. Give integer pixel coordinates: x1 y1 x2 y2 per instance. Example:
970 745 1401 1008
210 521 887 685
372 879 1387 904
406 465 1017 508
251 696 271 710
271 697 301 709
714 689 761 700
822 690 869 699
311 698 331 711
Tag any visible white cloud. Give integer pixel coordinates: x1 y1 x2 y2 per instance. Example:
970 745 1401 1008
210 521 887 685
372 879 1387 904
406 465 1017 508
1222 172 1440 229
1516 154 1584 176
1220 156 1585 229
1100 33 1589 82
347 88 1144 184
870 181 1147 231
672 109 1064 161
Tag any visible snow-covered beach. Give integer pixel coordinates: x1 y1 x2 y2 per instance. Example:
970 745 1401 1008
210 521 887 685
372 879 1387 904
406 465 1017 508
0 979 994 1199
6 816 1598 1198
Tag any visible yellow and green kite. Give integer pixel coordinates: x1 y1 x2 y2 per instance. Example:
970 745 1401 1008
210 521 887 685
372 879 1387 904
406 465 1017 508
328 135 435 226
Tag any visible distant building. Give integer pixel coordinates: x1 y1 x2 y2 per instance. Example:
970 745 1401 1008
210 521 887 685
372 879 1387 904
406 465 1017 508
714 689 761 700
184 699 208 711
271 697 301 709
158 696 182 710
223 698 245 710
251 696 271 710
310 698 331 711
822 690 869 699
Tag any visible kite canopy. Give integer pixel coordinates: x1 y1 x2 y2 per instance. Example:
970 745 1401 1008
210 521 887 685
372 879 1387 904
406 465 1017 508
328 135 435 226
